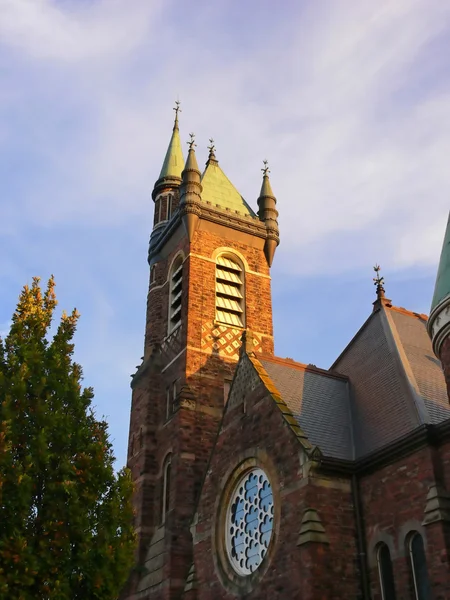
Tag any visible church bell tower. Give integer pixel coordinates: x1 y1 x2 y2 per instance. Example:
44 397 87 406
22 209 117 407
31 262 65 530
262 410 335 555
123 105 280 599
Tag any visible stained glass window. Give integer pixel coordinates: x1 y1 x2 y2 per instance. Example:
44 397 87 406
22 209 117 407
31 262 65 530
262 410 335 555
226 468 274 575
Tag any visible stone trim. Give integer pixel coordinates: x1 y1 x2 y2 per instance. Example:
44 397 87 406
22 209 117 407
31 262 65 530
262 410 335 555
422 484 450 525
211 451 281 596
247 354 320 457
148 205 268 262
297 508 329 546
188 251 272 279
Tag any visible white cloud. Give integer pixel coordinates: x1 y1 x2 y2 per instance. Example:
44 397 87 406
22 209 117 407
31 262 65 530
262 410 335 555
0 0 449 278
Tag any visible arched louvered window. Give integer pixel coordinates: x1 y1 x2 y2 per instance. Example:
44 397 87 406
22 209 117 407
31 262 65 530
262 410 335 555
161 454 171 524
377 543 397 600
168 256 183 333
215 254 245 327
409 532 431 600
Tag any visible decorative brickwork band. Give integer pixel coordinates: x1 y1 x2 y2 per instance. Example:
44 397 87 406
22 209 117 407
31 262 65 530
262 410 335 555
422 484 450 525
297 508 329 546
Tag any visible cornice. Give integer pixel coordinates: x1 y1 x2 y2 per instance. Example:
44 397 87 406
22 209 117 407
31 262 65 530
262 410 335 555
148 203 267 263
319 421 450 477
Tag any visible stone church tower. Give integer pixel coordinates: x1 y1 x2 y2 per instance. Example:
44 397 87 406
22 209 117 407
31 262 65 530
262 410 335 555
123 107 280 599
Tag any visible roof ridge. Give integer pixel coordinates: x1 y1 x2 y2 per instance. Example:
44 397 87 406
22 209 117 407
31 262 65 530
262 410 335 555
260 354 349 381
381 305 430 425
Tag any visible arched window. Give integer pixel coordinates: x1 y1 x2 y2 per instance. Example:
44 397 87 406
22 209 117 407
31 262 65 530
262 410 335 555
377 543 396 600
215 254 245 327
409 532 431 600
161 454 172 524
168 256 183 333
150 264 157 285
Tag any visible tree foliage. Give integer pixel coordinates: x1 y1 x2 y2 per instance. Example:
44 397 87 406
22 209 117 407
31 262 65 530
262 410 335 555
0 277 135 600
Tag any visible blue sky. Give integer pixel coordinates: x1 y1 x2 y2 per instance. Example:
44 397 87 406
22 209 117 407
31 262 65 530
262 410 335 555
0 0 449 467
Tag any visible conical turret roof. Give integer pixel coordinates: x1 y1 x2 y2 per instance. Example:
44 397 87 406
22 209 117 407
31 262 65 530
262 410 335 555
158 108 184 181
431 212 450 313
259 172 275 199
201 143 256 217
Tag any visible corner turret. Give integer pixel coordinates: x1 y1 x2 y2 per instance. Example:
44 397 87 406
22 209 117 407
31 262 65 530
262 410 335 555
257 161 280 267
150 103 185 246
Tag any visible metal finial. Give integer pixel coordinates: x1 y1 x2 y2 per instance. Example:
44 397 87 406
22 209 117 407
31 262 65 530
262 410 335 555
262 159 270 177
173 100 181 129
208 138 216 155
187 132 196 150
373 264 385 299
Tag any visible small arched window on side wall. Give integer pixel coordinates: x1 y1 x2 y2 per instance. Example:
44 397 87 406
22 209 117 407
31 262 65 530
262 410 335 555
409 532 431 600
215 254 245 327
161 454 172 524
377 543 397 600
168 256 183 333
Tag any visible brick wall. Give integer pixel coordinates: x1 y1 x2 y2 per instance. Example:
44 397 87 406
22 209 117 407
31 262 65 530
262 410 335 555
124 215 275 599
360 445 450 600
191 355 360 600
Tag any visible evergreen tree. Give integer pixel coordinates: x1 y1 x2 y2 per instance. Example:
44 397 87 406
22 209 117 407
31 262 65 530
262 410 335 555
0 277 135 600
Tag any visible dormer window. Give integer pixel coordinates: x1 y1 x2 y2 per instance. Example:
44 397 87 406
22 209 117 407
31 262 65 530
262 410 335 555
215 254 245 327
169 256 183 333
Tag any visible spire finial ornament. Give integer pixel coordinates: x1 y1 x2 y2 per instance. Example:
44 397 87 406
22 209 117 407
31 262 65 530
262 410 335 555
208 138 215 155
373 264 385 299
262 159 270 177
187 132 196 150
173 100 181 130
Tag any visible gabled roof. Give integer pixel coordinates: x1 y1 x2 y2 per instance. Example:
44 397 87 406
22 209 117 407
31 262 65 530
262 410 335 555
201 156 256 217
259 356 354 460
332 302 450 458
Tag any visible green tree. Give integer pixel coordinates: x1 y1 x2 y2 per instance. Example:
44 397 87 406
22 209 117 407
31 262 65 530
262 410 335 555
0 277 135 600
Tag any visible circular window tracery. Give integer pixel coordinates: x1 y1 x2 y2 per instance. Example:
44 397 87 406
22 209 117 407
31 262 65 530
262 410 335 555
225 468 274 575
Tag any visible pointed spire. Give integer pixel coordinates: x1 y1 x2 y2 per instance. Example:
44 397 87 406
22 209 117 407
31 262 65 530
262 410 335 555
179 133 202 242
257 161 280 267
156 102 185 183
201 141 256 217
259 160 275 199
183 133 200 172
206 138 218 166
428 212 450 359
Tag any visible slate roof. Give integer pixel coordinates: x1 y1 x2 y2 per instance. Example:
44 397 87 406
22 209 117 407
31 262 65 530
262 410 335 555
332 303 450 458
201 158 256 217
255 302 450 462
259 357 354 461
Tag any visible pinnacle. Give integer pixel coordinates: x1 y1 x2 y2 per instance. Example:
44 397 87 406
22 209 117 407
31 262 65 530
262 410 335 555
259 160 275 199
157 103 185 181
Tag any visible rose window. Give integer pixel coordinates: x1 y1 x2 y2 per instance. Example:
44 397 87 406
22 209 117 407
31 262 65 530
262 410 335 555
225 468 274 575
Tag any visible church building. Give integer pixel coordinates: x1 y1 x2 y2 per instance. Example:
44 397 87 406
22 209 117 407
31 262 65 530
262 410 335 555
122 106 450 600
